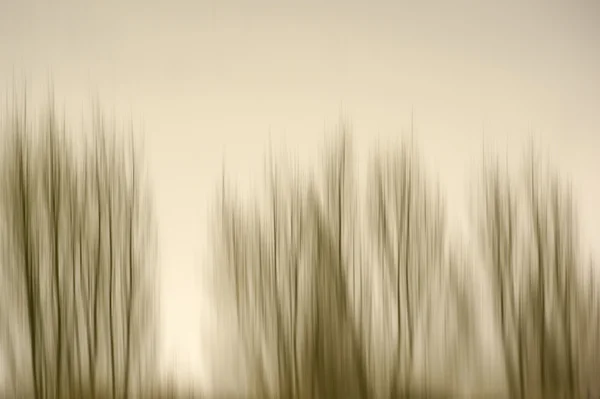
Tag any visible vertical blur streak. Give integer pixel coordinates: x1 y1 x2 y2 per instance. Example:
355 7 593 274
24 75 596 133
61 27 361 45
0 92 157 398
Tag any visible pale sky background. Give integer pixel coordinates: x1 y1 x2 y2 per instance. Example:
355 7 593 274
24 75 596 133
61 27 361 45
1 0 599 393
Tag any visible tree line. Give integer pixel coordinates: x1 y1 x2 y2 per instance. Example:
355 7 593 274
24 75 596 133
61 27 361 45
213 123 600 398
1 97 598 398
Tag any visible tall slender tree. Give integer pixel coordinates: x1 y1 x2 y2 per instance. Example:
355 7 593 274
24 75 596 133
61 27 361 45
0 97 157 399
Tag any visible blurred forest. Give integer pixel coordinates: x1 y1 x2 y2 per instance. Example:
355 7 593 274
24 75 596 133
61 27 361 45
1 98 599 398
212 123 600 399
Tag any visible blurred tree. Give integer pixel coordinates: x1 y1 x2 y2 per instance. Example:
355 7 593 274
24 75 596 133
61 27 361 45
0 97 157 399
476 146 596 398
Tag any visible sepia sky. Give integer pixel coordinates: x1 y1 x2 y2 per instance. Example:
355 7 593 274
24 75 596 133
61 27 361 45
2 0 599 392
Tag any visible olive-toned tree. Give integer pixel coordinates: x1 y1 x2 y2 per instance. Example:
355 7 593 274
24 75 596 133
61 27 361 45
476 146 596 398
215 123 480 398
214 126 373 398
0 98 157 399
367 135 474 397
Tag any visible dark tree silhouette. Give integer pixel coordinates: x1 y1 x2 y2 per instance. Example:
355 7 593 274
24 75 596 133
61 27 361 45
214 123 481 398
0 97 157 399
367 133 475 397
476 145 597 398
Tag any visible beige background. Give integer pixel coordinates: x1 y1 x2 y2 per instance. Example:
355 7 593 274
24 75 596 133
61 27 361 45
1 0 599 393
